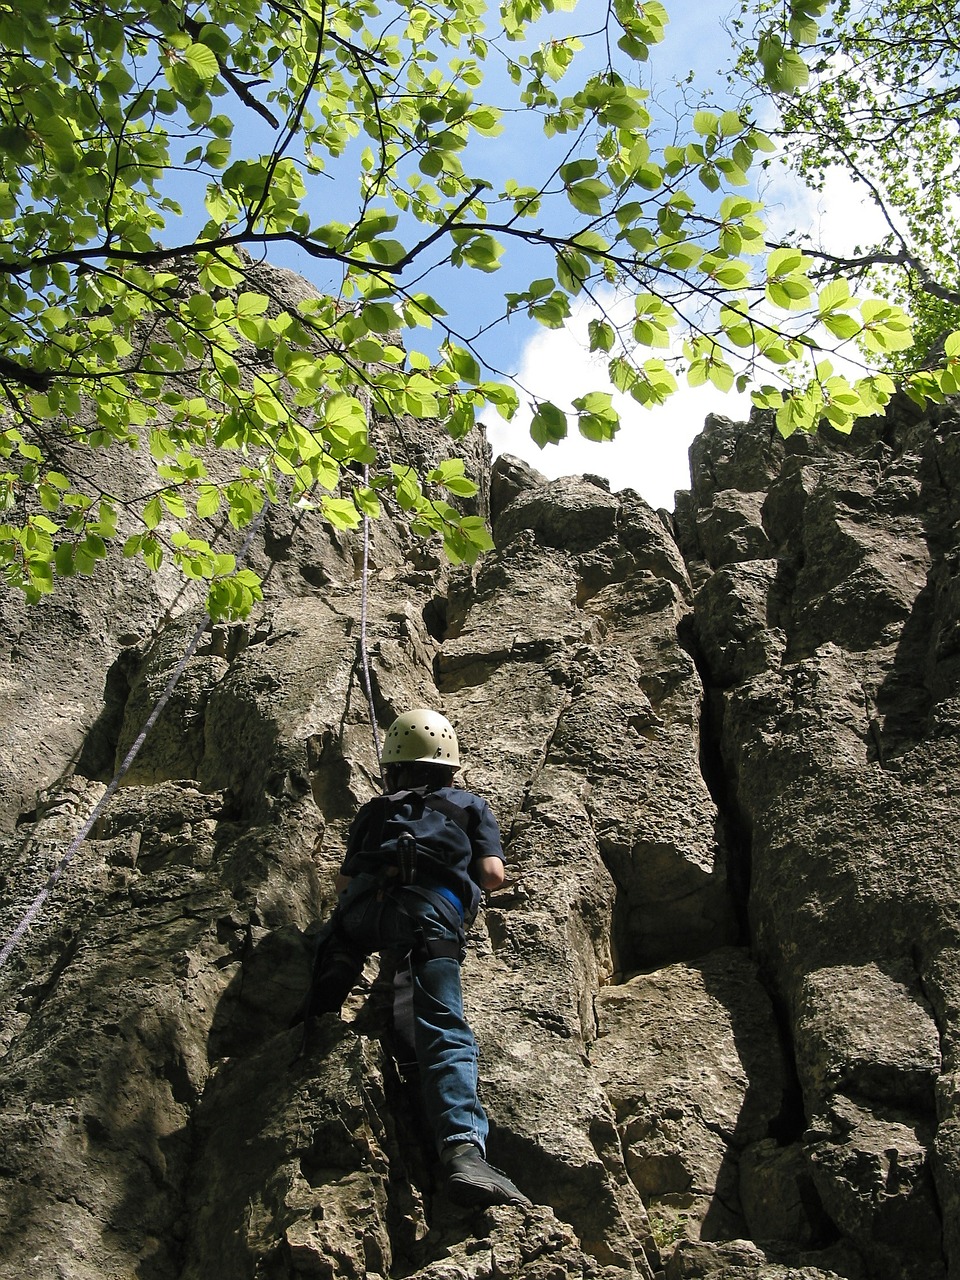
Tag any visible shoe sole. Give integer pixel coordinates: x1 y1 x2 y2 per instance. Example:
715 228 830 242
447 1175 529 1208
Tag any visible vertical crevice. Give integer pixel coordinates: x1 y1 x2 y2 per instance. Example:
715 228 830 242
675 613 752 946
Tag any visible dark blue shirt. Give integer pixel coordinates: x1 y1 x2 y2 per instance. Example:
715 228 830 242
341 786 504 920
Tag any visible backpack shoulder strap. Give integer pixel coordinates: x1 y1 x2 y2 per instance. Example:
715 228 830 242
363 788 424 850
361 789 475 851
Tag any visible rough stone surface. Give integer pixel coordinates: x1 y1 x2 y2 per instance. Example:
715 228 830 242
591 950 790 1245
2 290 960 1280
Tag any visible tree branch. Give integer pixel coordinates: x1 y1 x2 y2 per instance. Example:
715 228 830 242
181 14 281 129
0 354 53 392
771 246 960 307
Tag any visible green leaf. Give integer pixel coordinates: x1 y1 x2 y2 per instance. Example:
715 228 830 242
197 485 221 518
324 394 366 431
143 496 163 529
185 43 219 82
392 465 423 510
588 319 616 353
817 278 852 314
446 345 482 384
559 158 598 183
161 490 187 518
822 313 861 340
236 292 270 317
362 301 401 333
459 234 504 273
566 179 611 216
352 338 386 363
530 401 568 447
353 487 381 518
769 48 810 92
573 390 618 442
767 247 805 277
428 458 478 497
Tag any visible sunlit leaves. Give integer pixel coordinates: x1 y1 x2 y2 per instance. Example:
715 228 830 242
858 299 913 354
427 457 479 497
756 30 809 92
588 318 616 353
383 458 489 561
685 336 735 392
573 390 618 441
613 0 668 58
740 0 960 383
0 0 939 617
765 247 814 310
450 230 505 272
752 363 896 438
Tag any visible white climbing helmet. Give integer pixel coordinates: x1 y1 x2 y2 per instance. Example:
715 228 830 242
382 709 461 768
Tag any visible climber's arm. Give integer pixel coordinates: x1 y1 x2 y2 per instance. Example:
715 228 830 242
474 855 505 891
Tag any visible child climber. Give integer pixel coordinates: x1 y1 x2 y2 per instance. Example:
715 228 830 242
308 708 530 1209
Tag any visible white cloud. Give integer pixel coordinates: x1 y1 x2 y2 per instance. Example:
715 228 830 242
485 295 751 512
761 155 892 259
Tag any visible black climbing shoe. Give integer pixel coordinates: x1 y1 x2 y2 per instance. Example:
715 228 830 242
442 1143 531 1208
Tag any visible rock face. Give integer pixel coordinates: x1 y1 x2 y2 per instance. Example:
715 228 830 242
1 330 959 1280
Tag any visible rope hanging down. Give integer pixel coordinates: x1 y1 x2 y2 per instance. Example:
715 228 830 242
357 431 383 774
0 498 272 971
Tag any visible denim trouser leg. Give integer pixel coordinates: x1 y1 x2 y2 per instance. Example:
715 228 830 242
310 932 368 1016
411 953 488 1153
339 888 489 1156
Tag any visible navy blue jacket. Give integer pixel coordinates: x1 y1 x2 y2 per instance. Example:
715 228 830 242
340 786 504 921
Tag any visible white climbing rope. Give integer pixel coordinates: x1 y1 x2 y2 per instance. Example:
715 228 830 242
0 496 273 970
356 384 383 776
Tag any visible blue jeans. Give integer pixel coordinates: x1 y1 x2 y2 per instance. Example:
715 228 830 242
329 881 489 1156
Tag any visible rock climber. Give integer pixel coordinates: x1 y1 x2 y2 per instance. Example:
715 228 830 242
307 707 530 1209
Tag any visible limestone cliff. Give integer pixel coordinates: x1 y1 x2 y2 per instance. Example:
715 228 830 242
1 317 959 1279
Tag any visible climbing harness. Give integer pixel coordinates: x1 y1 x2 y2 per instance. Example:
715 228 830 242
296 872 464 1016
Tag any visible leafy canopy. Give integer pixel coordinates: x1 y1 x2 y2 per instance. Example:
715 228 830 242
0 0 937 615
734 0 960 373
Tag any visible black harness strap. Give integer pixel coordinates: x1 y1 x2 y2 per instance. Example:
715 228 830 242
390 916 464 1083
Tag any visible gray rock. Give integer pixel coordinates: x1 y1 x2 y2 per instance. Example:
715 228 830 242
805 1096 944 1280
694 490 772 569
795 963 941 1113
739 1139 833 1248
2 282 960 1280
592 950 789 1247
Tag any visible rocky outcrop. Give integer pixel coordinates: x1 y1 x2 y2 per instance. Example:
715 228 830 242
675 403 960 1280
1 311 959 1280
